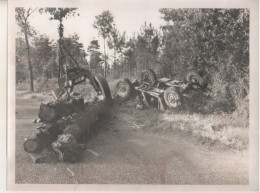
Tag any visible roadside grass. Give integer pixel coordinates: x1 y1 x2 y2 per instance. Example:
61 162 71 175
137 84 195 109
16 78 58 103
16 89 54 103
138 108 248 150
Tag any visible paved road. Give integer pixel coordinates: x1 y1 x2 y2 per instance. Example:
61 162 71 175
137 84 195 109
15 94 248 184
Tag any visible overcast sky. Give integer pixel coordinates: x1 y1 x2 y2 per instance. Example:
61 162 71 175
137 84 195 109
21 2 165 52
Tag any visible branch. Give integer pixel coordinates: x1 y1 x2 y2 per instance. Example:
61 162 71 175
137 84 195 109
21 10 27 23
25 8 37 20
28 8 37 17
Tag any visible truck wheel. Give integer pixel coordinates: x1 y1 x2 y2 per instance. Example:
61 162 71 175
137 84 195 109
116 78 133 99
186 71 205 86
164 87 182 109
94 74 112 104
140 69 157 85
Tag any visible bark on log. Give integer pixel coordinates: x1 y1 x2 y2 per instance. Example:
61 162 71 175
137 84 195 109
52 102 107 163
24 123 63 153
38 92 84 123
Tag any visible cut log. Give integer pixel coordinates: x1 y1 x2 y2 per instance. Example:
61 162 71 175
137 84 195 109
38 92 84 123
52 102 107 163
24 123 63 153
24 138 40 153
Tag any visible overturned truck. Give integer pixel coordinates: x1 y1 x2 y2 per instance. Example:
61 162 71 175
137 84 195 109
116 69 209 111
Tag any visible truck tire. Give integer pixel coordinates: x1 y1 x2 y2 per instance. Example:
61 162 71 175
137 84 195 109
94 74 112 104
116 78 133 99
164 87 182 109
186 71 205 86
140 69 157 85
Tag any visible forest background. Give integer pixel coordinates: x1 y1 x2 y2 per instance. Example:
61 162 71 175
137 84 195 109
15 8 249 125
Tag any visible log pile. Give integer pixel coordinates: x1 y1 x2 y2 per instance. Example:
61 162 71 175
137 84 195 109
24 92 108 163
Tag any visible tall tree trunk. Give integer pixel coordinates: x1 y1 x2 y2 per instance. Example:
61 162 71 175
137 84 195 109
88 60 91 71
113 48 116 76
51 61 53 79
103 38 107 77
24 32 34 92
58 18 64 81
129 60 131 78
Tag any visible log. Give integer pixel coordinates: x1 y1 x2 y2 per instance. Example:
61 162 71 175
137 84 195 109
52 102 107 163
24 123 63 153
38 92 84 123
24 138 40 153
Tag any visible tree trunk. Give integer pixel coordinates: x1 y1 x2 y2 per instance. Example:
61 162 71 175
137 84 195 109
51 62 54 79
114 48 116 76
58 18 64 81
103 38 107 77
129 59 131 78
24 32 34 92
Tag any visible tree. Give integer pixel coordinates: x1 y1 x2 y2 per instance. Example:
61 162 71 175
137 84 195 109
134 22 160 74
159 9 249 78
122 38 136 77
107 25 126 76
120 22 160 77
93 10 114 77
159 9 249 112
87 39 102 72
16 38 28 84
32 35 57 79
15 7 37 91
39 8 79 80
63 34 87 69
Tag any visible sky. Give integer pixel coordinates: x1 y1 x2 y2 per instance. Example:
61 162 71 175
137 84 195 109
22 1 166 53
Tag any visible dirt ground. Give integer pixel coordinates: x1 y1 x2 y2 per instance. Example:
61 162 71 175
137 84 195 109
15 90 249 184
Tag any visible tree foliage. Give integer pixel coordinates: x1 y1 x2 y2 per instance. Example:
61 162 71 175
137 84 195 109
15 7 37 91
16 33 86 86
16 38 28 83
15 7 37 37
94 11 114 39
39 8 79 80
107 25 126 77
158 9 249 115
63 34 87 69
94 10 114 77
87 40 102 72
133 22 161 75
32 35 57 79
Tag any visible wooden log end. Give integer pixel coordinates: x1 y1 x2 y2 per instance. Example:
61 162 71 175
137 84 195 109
24 138 40 153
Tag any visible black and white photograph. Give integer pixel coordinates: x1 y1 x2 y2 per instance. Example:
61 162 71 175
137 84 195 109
6 0 259 191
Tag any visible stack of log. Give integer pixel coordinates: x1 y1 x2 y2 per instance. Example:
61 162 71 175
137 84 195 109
24 92 108 163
